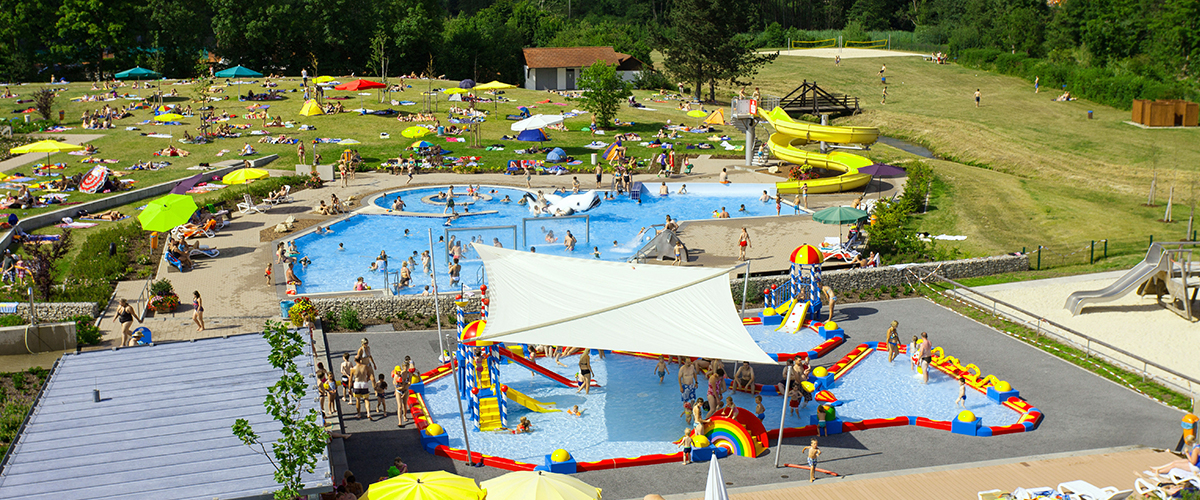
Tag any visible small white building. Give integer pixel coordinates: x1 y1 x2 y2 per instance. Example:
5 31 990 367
522 46 644 91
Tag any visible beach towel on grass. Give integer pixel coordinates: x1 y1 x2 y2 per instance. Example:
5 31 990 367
57 222 97 229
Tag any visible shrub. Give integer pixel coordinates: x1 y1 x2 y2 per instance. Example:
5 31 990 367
631 69 674 91
71 315 101 346
149 279 175 296
0 315 23 327
31 88 55 121
339 308 363 332
323 311 338 330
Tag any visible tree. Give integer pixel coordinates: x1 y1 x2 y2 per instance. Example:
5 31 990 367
21 229 72 301
32 88 56 121
232 320 327 500
574 60 633 127
55 0 135 78
655 0 776 102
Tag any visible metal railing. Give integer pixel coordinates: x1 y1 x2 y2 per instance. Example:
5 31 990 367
134 273 155 320
924 272 1199 404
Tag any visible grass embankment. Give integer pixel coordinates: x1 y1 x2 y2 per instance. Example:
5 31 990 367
3 79 747 220
0 368 50 457
740 53 1199 259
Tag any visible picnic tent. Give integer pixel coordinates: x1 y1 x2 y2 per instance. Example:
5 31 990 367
299 100 324 116
704 108 727 125
602 140 622 160
470 245 775 363
546 147 567 163
516 128 548 142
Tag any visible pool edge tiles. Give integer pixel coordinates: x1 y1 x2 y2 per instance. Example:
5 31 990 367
405 346 1044 473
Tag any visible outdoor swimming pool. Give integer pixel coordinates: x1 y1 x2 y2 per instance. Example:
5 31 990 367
291 183 784 294
419 347 1026 464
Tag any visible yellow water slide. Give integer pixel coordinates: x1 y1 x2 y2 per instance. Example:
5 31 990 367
757 107 879 194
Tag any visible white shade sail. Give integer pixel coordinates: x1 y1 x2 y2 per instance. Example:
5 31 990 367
511 114 565 132
472 244 775 364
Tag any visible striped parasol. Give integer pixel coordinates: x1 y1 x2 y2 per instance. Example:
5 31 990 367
790 244 823 265
602 140 622 161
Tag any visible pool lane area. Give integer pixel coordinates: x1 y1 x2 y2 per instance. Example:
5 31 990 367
291 183 784 294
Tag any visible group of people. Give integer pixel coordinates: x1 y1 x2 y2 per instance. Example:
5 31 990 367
80 104 134 129
317 340 423 428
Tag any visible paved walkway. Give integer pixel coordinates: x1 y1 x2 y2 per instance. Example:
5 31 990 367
0 133 106 172
662 446 1171 500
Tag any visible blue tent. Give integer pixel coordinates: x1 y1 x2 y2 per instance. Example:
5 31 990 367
517 128 548 142
546 147 567 163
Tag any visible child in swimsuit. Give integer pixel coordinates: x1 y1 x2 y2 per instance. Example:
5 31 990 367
956 377 966 408
375 374 388 414
802 438 822 482
755 395 766 420
567 405 584 416
654 355 668 384
788 384 802 416
679 428 693 464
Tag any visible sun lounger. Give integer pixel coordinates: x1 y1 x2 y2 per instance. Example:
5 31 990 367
238 193 271 214
1057 480 1132 500
164 252 188 272
1165 468 1200 487
189 247 219 258
1011 486 1055 500
1134 477 1182 500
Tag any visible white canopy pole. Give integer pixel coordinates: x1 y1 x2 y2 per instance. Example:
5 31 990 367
773 361 793 468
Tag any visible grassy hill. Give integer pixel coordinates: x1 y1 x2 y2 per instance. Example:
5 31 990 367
742 52 1199 259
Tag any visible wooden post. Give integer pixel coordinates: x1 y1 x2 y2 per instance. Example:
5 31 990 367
1165 186 1174 222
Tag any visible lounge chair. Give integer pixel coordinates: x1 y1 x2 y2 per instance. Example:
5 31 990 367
164 252 188 272
1134 477 1187 500
1164 468 1200 487
1011 487 1056 500
1056 480 1132 500
172 220 217 239
189 246 219 258
238 193 271 214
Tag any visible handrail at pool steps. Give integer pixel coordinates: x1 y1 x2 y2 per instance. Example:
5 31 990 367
926 272 1200 402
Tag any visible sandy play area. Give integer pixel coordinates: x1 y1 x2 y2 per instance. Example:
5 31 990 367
970 271 1200 383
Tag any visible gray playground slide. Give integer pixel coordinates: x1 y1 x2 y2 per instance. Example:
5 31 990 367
1064 243 1167 315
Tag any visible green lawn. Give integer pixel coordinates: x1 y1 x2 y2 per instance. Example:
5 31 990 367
739 52 1199 258
2 78 747 220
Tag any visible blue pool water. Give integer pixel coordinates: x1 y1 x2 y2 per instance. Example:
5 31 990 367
292 183 780 293
744 323 828 355
421 349 1024 464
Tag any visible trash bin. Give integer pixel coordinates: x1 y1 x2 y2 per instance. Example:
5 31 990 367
280 300 295 319
23 114 29 123
591 153 597 165
1087 110 1093 119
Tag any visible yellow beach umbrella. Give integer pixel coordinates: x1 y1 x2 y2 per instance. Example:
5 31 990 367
686 109 707 118
402 126 432 139
443 87 470 95
313 76 335 84
155 113 184 122
481 470 601 500
222 168 269 184
364 471 484 500
475 81 516 91
9 139 84 165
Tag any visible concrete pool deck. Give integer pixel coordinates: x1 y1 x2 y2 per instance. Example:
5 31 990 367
328 297 1185 499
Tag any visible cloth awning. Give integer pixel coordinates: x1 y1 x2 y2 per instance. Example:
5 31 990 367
472 245 775 364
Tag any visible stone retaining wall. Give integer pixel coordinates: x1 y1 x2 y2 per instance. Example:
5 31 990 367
306 254 1028 320
310 295 481 319
730 254 1030 299
2 302 98 322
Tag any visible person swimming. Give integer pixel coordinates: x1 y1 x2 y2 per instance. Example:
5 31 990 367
738 204 747 212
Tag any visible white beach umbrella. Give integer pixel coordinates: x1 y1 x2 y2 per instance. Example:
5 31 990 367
511 114 564 132
704 457 729 500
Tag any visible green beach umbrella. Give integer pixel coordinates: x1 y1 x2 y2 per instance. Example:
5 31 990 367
214 65 263 78
811 206 869 225
138 194 198 232
115 66 161 80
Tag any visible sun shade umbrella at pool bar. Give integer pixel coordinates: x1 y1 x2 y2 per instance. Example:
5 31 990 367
480 470 601 500
137 194 198 233
9 139 84 166
222 168 269 184
361 470 484 500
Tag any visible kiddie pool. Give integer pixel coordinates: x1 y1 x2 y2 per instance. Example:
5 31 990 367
290 183 790 294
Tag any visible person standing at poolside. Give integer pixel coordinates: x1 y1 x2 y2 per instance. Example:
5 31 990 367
576 350 593 395
297 142 306 165
524 166 532 189
395 366 412 427
918 331 932 384
113 298 143 347
881 86 887 105
339 352 355 403
974 89 981 107
594 164 603 189
192 291 205 332
351 356 375 419
821 285 836 321
357 338 378 373
673 240 685 265
775 195 782 216
886 320 901 362
738 227 751 261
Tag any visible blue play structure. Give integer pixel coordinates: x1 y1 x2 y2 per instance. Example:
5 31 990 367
760 259 824 326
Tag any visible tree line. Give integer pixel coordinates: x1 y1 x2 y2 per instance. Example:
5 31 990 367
0 0 1194 99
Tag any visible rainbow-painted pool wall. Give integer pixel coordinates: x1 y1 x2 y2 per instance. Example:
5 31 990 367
405 343 1043 473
